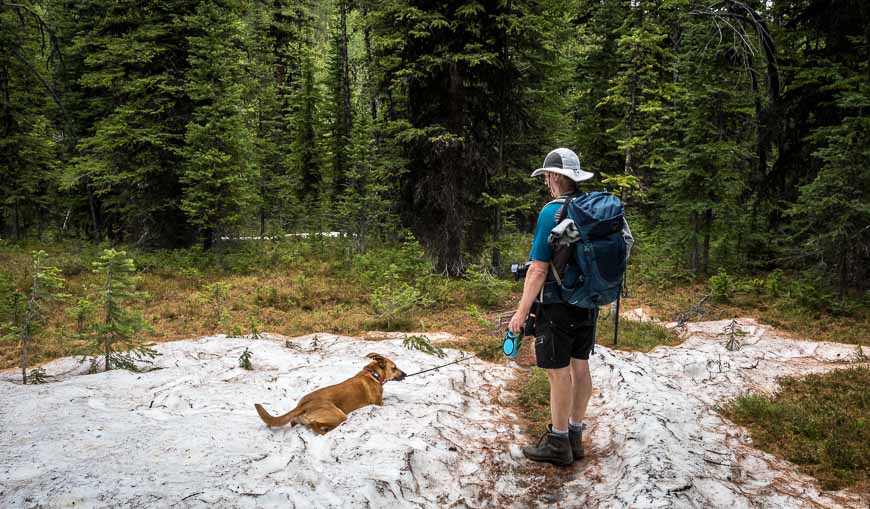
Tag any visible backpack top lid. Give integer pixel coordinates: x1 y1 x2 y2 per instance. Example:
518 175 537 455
568 191 624 223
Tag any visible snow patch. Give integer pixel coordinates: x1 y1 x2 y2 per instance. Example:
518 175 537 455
0 334 525 508
1 322 867 508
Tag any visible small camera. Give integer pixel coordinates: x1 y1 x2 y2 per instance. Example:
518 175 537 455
511 262 531 280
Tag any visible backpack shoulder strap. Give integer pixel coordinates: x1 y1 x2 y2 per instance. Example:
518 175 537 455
553 192 582 223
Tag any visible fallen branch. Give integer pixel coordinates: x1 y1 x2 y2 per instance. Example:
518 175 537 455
674 295 711 327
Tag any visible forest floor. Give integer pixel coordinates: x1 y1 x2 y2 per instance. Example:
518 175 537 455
1 239 867 372
1 319 867 508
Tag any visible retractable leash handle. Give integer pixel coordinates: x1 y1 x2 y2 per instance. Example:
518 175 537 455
502 328 524 358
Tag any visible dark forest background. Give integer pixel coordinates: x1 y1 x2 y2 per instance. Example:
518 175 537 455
2 0 868 295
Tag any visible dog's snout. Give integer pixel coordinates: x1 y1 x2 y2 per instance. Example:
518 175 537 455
395 370 407 381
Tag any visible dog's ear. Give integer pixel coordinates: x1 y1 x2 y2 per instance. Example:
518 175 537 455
365 352 386 367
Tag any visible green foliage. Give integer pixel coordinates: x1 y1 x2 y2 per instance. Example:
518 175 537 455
0 4 58 242
517 367 551 433
6 250 67 384
238 347 253 370
780 270 861 317
0 271 19 327
722 367 870 491
248 315 262 339
66 297 96 334
709 268 734 302
353 236 431 287
79 249 156 372
370 282 434 330
465 304 495 328
764 270 785 298
367 0 562 274
785 62 870 294
457 265 512 308
179 0 258 244
1 0 868 305
203 281 232 330
596 312 680 352
402 334 446 359
64 0 196 245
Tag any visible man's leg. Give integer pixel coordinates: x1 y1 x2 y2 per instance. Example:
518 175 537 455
522 365 574 466
548 366 573 432
569 358 592 423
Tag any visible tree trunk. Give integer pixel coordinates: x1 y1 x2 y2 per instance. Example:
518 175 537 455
86 182 101 243
701 208 713 276
362 5 378 123
21 303 34 384
259 206 266 239
104 266 113 371
21 265 40 384
202 227 214 251
12 201 20 240
690 213 700 274
340 1 351 143
838 246 848 299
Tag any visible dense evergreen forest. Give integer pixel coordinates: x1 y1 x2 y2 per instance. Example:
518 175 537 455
1 0 868 295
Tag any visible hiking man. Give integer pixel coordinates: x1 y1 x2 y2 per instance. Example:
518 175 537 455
508 147 633 466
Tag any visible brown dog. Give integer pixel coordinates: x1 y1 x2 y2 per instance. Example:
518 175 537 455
254 353 407 434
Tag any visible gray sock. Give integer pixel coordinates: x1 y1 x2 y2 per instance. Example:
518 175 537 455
551 427 569 436
568 421 583 433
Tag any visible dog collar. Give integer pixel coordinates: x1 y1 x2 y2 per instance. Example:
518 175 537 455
366 368 386 385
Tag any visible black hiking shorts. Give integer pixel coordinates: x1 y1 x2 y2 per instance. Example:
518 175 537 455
533 303 598 369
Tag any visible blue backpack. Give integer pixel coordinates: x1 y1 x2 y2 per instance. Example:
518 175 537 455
540 192 627 308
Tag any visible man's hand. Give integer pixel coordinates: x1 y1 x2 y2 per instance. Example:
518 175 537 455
508 311 526 335
509 260 549 335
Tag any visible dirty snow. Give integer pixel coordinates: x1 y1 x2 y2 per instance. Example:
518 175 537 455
1 320 868 508
0 334 526 508
546 317 869 508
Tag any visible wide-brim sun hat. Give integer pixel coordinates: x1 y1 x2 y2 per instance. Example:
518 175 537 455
530 148 594 182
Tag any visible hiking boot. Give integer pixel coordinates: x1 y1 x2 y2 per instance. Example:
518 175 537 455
569 424 584 460
522 425 572 466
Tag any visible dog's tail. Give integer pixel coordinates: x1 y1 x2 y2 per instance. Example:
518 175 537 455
255 403 303 428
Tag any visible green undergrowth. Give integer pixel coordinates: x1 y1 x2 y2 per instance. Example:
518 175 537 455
517 367 552 434
595 311 681 351
626 241 869 346
0 237 518 370
721 367 870 491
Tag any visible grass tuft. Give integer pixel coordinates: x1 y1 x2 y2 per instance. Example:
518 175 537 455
517 367 551 434
596 311 682 352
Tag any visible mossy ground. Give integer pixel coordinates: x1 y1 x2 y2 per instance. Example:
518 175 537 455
721 367 869 492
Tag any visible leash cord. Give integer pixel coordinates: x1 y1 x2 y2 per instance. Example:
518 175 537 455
404 344 503 378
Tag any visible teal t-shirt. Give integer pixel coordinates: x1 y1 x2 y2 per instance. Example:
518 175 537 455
529 202 562 262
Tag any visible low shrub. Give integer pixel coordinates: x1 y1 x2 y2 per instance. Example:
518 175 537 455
709 268 734 302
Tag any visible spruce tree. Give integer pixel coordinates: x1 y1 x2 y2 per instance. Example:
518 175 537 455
366 0 563 274
7 251 66 384
327 0 353 197
179 0 258 248
66 0 197 246
787 67 870 295
81 249 155 372
0 3 59 239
